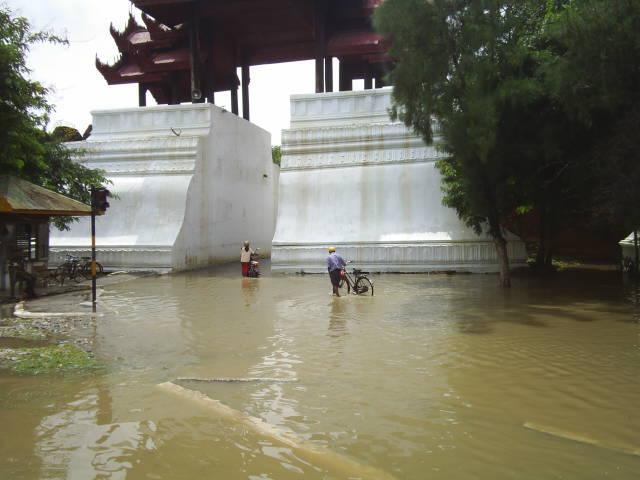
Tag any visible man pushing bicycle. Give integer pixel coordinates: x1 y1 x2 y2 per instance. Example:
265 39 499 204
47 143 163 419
327 246 346 297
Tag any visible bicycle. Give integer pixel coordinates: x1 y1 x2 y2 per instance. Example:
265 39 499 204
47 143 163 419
339 262 374 296
52 255 90 285
79 256 104 278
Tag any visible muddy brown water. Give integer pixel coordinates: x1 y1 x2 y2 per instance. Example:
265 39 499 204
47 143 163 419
1 267 639 479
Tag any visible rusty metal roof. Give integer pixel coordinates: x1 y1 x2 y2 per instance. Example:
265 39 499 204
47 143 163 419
0 175 92 216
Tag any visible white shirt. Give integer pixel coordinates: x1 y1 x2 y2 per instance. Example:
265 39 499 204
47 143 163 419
240 248 254 262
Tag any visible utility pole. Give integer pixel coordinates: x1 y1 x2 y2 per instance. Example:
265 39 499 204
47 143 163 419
91 190 97 312
90 187 110 312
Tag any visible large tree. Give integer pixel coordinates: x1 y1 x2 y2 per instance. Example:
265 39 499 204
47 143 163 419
0 5 108 230
544 0 640 272
375 0 555 286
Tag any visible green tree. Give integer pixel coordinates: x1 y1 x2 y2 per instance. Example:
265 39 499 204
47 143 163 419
375 0 554 286
271 145 282 166
544 0 640 273
0 5 108 230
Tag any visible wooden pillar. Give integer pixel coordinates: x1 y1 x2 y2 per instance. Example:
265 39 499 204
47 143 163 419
364 64 373 90
314 0 326 93
325 56 333 92
138 84 147 107
169 73 181 104
339 60 351 91
231 85 239 115
189 6 202 102
242 63 250 121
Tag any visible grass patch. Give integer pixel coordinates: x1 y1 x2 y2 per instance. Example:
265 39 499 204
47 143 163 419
0 325 47 341
0 344 100 375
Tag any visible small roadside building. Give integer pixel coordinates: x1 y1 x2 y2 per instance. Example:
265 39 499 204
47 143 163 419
0 175 92 293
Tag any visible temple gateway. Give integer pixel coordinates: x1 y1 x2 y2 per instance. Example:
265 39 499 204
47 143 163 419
51 0 527 272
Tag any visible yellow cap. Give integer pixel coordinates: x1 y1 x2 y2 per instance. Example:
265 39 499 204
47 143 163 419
328 246 336 253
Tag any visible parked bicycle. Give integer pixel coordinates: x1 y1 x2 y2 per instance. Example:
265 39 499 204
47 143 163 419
339 261 374 296
79 256 104 277
50 255 104 285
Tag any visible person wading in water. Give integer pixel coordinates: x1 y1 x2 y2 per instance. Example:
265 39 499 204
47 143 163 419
241 241 254 277
327 246 346 297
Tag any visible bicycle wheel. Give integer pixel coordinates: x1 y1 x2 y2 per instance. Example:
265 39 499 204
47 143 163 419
80 262 92 280
50 266 66 286
338 273 350 295
354 276 374 296
70 265 84 283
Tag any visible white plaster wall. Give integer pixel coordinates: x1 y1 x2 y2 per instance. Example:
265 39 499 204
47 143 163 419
172 108 276 269
272 89 527 273
51 104 277 271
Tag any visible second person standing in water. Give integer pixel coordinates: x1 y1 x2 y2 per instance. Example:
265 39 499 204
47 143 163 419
241 241 254 277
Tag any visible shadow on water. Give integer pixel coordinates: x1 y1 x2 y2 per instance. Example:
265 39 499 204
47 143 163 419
390 270 637 334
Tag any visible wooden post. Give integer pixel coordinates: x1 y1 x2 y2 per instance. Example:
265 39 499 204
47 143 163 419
364 65 373 90
339 60 351 91
189 6 202 102
231 85 239 115
325 56 333 92
242 63 250 121
314 0 326 93
169 73 181 105
138 84 147 107
90 187 97 313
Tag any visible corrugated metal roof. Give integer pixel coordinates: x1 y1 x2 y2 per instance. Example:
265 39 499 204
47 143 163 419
0 175 92 216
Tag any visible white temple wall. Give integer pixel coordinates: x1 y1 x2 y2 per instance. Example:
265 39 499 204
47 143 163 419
51 104 277 271
272 89 528 273
172 108 276 269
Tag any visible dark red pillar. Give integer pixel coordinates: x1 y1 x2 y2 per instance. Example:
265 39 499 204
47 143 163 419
242 63 250 120
314 0 326 93
325 56 333 92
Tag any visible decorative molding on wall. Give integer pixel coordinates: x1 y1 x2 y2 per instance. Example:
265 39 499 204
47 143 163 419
281 145 443 171
87 103 212 141
69 137 199 176
290 89 393 128
281 94 444 171
50 246 173 269
289 89 441 131
272 241 528 273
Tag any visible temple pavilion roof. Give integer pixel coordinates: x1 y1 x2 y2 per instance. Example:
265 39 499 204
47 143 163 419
97 0 390 110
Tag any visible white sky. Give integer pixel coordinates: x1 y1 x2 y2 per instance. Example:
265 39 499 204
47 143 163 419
4 0 345 145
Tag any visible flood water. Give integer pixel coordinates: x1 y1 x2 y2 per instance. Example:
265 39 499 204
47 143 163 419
1 267 639 479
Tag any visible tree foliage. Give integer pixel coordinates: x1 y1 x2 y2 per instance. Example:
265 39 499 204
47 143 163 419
375 0 640 282
375 0 553 286
271 145 282 166
0 5 108 230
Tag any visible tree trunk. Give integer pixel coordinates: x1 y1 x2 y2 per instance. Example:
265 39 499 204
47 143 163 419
493 236 512 287
489 215 511 287
535 212 546 268
634 230 639 277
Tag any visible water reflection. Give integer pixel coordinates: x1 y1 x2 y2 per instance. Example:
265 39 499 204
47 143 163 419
328 298 348 338
2 270 640 479
241 278 259 306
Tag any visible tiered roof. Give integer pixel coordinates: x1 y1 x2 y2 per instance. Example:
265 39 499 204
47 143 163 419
97 0 389 106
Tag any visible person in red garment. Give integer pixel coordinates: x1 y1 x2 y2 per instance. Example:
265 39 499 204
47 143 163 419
240 241 255 277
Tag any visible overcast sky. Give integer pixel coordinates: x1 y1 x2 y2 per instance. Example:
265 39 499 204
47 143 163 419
4 0 341 145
